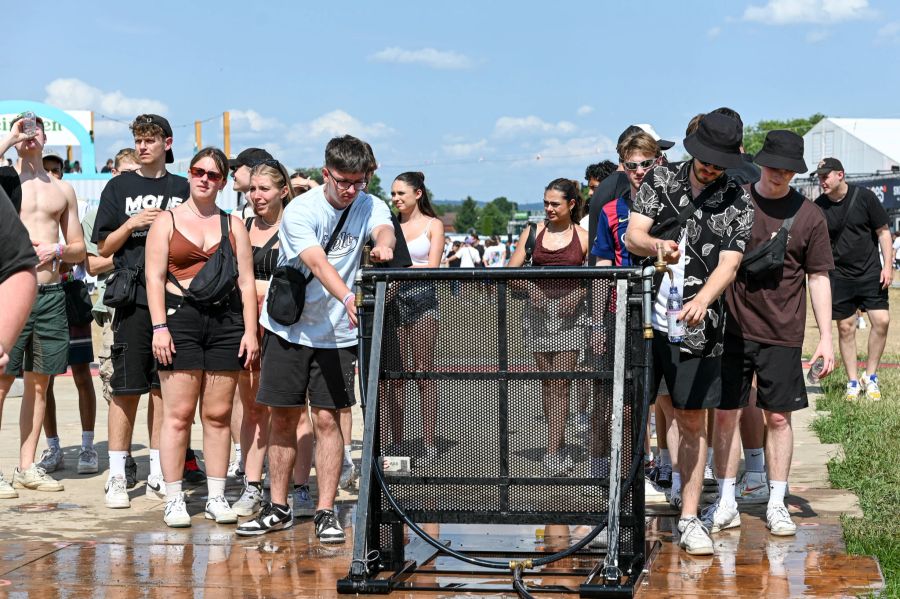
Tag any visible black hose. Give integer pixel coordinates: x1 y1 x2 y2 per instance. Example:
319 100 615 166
512 563 536 599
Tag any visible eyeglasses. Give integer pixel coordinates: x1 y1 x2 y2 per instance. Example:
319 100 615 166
623 158 657 171
189 166 224 182
327 170 367 191
698 160 726 172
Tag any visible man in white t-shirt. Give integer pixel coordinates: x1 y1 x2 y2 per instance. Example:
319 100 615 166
236 135 394 542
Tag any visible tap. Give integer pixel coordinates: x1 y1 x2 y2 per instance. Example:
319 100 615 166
655 245 674 281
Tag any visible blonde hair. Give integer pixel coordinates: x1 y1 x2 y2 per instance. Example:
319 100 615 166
113 148 139 170
250 160 295 205
618 132 660 162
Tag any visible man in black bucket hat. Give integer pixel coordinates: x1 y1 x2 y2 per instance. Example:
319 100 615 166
704 130 834 539
623 112 754 556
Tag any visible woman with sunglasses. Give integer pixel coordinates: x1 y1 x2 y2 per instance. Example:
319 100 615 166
508 178 588 476
145 147 259 528
384 171 444 464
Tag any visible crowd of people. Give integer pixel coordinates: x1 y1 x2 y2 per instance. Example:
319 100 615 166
0 105 893 559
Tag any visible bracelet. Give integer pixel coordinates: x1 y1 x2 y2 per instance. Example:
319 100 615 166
152 323 168 331
55 244 64 259
341 292 354 307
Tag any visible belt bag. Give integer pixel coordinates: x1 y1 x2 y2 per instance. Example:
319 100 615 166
103 266 141 308
266 203 352 326
739 195 802 281
168 212 239 307
64 279 94 326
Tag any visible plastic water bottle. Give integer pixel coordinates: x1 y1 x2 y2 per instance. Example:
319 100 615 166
806 357 825 385
667 286 685 342
21 112 37 137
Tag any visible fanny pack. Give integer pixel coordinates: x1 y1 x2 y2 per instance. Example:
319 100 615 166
167 212 239 307
739 195 802 281
266 204 352 326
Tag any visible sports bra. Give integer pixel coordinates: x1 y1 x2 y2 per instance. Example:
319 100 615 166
167 212 236 281
245 217 279 281
405 218 433 266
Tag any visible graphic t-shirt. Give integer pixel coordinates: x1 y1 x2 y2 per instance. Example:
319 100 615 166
0 186 38 284
483 245 506 267
726 187 834 347
814 184 888 280
92 171 189 304
259 186 393 348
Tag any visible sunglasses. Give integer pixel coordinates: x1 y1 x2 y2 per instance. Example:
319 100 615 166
698 160 726 172
623 158 657 171
189 166 224 182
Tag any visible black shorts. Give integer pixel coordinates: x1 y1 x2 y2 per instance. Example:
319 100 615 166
256 332 358 410
157 292 245 372
720 334 807 413
650 331 720 410
831 275 888 320
111 303 159 396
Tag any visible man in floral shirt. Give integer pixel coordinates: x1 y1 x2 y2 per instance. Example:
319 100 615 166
624 112 753 556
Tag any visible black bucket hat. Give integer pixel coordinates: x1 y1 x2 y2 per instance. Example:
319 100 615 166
753 130 808 174
683 113 744 169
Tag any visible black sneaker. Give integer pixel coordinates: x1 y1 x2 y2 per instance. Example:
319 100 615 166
235 502 293 537
184 451 206 484
314 509 345 544
124 455 138 489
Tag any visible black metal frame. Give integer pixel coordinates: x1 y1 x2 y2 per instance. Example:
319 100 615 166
339 267 656 597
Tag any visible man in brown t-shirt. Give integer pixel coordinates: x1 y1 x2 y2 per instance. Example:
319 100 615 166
703 130 834 539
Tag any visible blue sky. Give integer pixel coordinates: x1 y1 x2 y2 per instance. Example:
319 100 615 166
6 0 900 204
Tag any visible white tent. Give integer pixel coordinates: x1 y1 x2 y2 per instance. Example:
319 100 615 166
804 118 900 175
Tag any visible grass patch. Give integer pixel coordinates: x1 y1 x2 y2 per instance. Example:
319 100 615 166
813 362 900 596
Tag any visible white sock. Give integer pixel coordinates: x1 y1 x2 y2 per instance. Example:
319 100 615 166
109 450 128 479
659 448 671 466
47 436 60 452
149 449 162 478
81 431 94 450
706 447 713 467
720 477 737 507
768 480 788 508
207 476 226 499
343 444 353 465
671 472 682 494
165 479 182 502
234 444 242 465
744 447 765 473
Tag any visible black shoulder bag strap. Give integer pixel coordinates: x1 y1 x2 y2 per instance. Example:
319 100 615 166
524 224 537 265
304 204 352 284
830 187 859 252
252 226 280 268
166 210 230 291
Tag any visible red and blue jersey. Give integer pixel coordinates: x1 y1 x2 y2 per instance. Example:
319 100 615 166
591 195 632 266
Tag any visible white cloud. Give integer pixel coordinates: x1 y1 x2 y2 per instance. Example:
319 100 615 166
442 139 489 158
707 26 722 38
742 0 871 25
523 135 617 167
494 115 577 138
288 109 393 142
805 29 830 42
876 21 900 43
369 47 473 70
44 78 167 117
228 109 281 133
576 105 594 116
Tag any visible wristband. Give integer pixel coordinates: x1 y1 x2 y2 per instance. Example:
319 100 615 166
152 323 168 331
341 292 354 307
55 244 64 259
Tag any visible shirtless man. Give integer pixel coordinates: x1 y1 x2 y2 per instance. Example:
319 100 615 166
0 115 85 494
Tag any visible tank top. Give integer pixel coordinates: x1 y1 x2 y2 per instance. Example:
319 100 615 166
532 225 584 299
405 218 433 266
167 213 236 281
245 217 279 281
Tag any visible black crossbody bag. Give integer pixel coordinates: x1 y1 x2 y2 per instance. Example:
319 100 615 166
739 194 803 281
104 176 173 308
166 212 239 307
266 205 352 326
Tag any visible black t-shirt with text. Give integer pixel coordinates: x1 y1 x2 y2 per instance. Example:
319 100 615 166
92 171 189 303
814 184 888 280
0 187 38 284
0 166 22 214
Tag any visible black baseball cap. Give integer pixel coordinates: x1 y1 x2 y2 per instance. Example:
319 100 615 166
131 114 175 163
813 157 844 176
228 147 273 169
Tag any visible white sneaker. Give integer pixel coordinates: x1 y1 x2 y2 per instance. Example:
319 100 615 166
846 380 861 401
164 492 191 528
145 473 165 500
227 459 242 478
36 447 64 473
736 471 769 505
766 505 797 536
205 495 237 524
77 447 99 474
0 472 18 499
703 462 716 489
645 478 667 503
863 374 882 401
232 484 263 517
292 484 316 518
678 517 714 555
339 461 357 490
14 464 63 491
105 474 130 509
700 500 741 533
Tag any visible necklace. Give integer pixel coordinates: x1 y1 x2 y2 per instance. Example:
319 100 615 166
258 215 281 227
545 223 572 235
187 201 216 219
